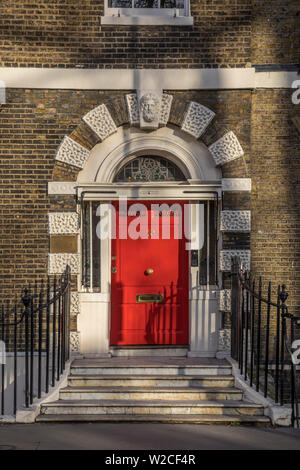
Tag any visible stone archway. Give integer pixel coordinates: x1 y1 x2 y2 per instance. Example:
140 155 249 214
77 125 221 184
54 94 245 175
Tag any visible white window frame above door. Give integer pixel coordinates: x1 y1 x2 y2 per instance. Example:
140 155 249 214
101 0 193 25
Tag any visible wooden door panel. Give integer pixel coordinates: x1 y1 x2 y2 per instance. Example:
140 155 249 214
110 201 189 346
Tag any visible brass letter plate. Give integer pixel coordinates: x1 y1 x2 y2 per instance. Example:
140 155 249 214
136 294 163 304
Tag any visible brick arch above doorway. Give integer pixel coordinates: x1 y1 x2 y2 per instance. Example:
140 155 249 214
76 126 221 184
51 93 246 181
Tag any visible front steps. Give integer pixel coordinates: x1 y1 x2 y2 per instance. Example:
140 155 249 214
37 358 270 425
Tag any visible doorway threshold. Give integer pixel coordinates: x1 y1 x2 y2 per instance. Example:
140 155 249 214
110 346 189 357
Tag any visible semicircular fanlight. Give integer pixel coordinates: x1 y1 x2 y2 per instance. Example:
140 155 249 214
114 156 186 182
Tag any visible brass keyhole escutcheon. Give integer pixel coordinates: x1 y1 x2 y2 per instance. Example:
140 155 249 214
144 268 154 276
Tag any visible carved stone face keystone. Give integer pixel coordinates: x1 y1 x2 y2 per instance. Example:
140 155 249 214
140 93 159 123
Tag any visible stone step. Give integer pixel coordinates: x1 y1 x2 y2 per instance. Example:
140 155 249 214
110 347 188 357
70 365 232 377
40 400 264 416
36 413 271 425
68 375 235 388
59 386 243 401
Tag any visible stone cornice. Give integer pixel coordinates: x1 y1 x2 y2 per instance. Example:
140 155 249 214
0 67 297 91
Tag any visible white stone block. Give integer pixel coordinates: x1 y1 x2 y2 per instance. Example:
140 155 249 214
219 290 231 312
47 182 76 195
48 212 79 235
220 250 250 271
55 136 90 169
48 253 80 275
266 406 292 427
70 332 80 353
83 104 117 141
220 211 251 231
71 292 80 315
209 131 244 166
126 93 139 125
216 328 231 359
159 94 173 125
222 178 252 191
181 101 215 139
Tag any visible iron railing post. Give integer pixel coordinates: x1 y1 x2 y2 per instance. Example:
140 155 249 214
239 273 245 374
52 276 57 388
30 285 35 405
244 272 249 381
290 317 296 426
256 277 262 392
1 306 4 415
22 288 31 409
274 285 281 403
61 272 66 372
13 301 17 415
38 282 43 399
279 285 289 406
57 277 62 381
66 266 71 361
45 276 50 394
264 281 271 398
231 256 241 361
250 278 255 387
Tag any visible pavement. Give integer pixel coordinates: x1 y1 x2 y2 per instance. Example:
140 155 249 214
0 423 300 450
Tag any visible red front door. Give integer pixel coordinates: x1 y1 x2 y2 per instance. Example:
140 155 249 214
110 201 189 346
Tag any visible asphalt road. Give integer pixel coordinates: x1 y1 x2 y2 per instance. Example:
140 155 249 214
0 423 300 450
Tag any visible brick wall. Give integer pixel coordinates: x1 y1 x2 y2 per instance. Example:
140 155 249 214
0 88 250 297
0 0 252 68
0 90 124 305
251 89 300 315
1 87 300 320
1 1 298 68
252 0 300 65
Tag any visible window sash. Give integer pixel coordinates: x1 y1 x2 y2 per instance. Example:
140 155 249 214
107 8 185 14
105 0 188 16
81 202 101 292
199 200 218 288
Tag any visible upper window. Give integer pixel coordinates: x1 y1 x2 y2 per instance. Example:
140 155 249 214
101 0 193 25
108 0 185 12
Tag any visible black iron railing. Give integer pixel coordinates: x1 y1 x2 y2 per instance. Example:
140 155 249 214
231 256 300 427
0 266 71 416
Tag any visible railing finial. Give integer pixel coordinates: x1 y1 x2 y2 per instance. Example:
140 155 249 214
22 288 31 311
279 284 288 309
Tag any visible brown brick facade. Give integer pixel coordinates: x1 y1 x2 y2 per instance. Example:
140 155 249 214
251 89 300 314
0 1 299 346
0 88 246 297
0 0 254 68
1 86 300 318
252 0 300 65
1 1 299 68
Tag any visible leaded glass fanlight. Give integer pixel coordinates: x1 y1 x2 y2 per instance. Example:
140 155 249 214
114 156 186 182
